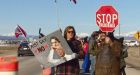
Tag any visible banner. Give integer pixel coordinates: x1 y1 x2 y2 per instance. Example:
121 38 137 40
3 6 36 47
29 30 76 68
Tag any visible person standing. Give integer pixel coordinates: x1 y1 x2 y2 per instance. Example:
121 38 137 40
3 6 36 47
83 36 89 55
88 31 100 75
55 25 84 75
119 37 128 75
95 31 122 75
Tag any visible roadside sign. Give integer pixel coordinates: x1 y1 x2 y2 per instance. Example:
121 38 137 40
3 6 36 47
134 31 140 41
134 31 140 56
96 5 119 32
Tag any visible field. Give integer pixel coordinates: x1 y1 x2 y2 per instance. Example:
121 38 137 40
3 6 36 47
0 45 18 56
0 45 18 50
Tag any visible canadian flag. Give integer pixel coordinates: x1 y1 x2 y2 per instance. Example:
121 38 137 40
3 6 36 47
15 25 27 38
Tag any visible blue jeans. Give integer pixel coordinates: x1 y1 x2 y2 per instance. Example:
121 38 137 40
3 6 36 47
90 55 95 75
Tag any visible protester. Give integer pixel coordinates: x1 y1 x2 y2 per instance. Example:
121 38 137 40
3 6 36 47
119 37 128 75
55 25 84 75
83 36 88 55
95 31 122 75
88 31 100 75
82 36 91 74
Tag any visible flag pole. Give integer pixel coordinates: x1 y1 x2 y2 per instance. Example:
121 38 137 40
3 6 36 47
17 25 29 42
55 0 61 30
119 23 120 36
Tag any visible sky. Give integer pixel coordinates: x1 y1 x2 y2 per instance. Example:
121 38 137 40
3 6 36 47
0 0 140 36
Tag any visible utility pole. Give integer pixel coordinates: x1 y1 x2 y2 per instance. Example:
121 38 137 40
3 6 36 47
119 23 120 36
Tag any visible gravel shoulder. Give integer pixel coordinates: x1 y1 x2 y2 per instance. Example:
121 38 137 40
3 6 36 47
125 47 140 69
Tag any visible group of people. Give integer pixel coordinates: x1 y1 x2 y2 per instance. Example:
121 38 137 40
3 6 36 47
40 25 128 75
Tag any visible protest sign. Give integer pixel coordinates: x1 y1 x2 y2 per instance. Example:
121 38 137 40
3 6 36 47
29 29 76 68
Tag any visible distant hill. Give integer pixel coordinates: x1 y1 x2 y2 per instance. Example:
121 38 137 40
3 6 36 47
0 31 139 41
0 35 38 40
115 36 138 41
0 36 17 40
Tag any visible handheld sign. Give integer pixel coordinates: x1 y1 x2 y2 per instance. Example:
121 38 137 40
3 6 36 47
96 5 119 32
29 30 76 68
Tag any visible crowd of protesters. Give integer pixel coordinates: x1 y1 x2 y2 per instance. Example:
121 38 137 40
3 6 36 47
39 25 128 75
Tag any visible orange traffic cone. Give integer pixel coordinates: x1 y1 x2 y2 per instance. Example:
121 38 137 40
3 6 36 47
0 56 18 75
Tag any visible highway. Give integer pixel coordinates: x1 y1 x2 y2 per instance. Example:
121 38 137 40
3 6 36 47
0 50 140 75
18 56 42 75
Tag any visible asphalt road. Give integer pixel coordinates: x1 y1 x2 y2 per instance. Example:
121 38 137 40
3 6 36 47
18 56 140 75
0 50 140 75
18 56 42 75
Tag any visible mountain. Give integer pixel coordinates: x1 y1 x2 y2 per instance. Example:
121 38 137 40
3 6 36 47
0 35 38 40
0 36 17 40
76 31 137 38
114 31 137 37
1 32 15 36
0 31 138 40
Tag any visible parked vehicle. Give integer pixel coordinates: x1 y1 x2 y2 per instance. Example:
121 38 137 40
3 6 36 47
124 40 139 47
17 41 34 56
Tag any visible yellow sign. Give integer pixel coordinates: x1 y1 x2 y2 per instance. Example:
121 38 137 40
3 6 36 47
134 31 140 41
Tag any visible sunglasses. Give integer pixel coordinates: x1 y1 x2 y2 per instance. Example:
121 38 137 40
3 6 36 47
67 31 74 33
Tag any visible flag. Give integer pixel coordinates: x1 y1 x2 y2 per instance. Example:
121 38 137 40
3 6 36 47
15 25 27 38
70 0 77 4
55 0 57 3
55 0 77 4
39 28 45 38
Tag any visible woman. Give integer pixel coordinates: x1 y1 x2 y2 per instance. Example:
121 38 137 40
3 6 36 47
56 26 84 75
83 36 88 55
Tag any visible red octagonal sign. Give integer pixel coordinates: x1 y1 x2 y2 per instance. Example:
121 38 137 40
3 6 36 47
96 5 118 32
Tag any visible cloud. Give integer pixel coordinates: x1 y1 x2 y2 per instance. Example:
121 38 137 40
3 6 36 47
1 32 15 36
77 32 89 38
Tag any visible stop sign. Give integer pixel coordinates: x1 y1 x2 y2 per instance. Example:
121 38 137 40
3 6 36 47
96 6 118 32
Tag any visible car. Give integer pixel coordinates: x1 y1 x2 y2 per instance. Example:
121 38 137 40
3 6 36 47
17 41 34 56
124 40 139 47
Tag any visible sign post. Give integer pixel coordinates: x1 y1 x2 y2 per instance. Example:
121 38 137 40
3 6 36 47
134 31 140 56
96 5 119 32
134 31 140 41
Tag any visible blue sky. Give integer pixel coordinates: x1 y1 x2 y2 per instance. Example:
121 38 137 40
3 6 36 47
0 0 140 36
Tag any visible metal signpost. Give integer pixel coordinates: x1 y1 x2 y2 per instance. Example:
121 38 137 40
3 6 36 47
134 31 140 56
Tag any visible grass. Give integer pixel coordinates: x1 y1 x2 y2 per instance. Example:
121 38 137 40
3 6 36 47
0 45 18 50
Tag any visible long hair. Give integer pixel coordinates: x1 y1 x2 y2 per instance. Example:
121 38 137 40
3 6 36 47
50 36 60 43
64 26 76 39
83 36 88 44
